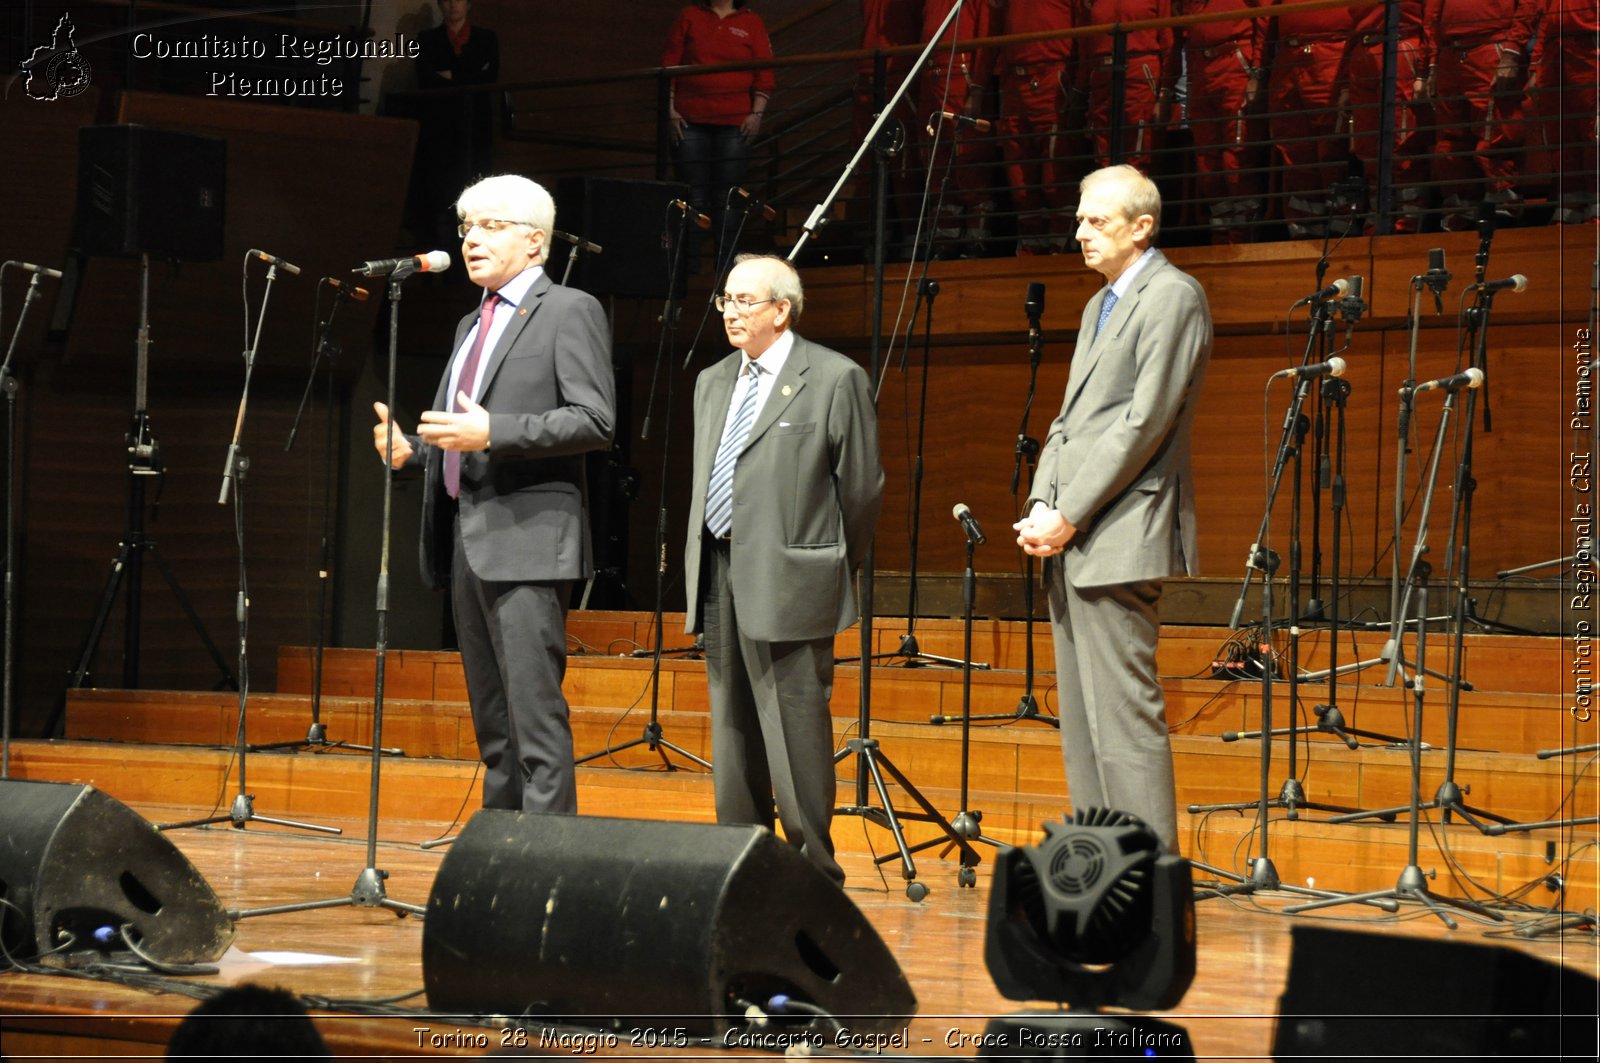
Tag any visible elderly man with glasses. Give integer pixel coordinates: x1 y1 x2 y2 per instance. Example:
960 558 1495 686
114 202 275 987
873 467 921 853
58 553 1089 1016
684 253 883 885
372 173 615 814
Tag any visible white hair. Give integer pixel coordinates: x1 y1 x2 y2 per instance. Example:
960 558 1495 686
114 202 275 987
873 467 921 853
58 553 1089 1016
456 174 555 250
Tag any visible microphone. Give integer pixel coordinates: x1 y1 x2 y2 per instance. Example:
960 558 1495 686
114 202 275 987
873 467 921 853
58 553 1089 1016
323 277 370 301
1024 281 1045 322
732 187 777 222
1272 356 1346 381
926 110 993 135
952 502 986 545
249 248 301 275
671 199 712 230
1290 278 1349 307
1408 367 1484 394
553 230 603 255
5 260 63 279
354 251 450 277
1338 275 1366 322
1471 274 1528 294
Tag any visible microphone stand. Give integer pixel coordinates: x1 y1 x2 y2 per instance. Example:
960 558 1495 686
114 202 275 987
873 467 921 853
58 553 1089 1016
232 260 435 917
1258 284 1408 762
64 254 235 719
578 204 709 772
0 265 53 777
1190 301 1379 906
161 256 337 837
1195 300 1371 823
793 0 983 899
254 282 402 758
877 277 982 670
1427 282 1516 830
553 229 602 288
1289 382 1502 927
944 284 1053 727
940 518 999 886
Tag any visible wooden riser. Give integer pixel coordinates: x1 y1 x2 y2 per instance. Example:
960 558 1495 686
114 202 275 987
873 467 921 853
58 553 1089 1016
91 650 1573 760
278 615 1570 698
9 739 1595 908
63 685 1597 825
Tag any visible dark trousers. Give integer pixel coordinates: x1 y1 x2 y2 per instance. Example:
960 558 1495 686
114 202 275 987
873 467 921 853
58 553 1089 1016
702 540 843 883
673 122 752 264
451 529 577 813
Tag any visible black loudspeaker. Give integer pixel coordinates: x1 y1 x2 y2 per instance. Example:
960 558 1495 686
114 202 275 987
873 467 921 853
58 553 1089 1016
0 780 234 965
423 812 917 1038
553 176 690 298
1272 924 1599 1060
76 124 226 261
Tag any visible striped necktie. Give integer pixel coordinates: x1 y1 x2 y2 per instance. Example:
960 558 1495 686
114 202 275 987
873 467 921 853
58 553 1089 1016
1095 289 1119 339
445 292 500 499
705 361 761 538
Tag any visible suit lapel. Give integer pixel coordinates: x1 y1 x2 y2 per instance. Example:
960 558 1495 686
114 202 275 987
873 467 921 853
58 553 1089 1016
744 337 809 449
1062 250 1167 414
476 273 548 397
699 354 741 477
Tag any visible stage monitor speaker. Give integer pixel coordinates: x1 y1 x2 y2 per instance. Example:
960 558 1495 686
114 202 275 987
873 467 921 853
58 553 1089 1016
553 177 690 299
76 124 226 261
0 780 234 965
423 812 917 1038
1272 924 1598 1060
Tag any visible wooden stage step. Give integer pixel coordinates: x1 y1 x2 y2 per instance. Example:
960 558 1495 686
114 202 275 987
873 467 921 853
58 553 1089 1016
9 736 1595 906
45 612 1596 905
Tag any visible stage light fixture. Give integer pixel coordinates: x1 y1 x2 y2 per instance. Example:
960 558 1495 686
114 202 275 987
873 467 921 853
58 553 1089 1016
978 809 1197 1059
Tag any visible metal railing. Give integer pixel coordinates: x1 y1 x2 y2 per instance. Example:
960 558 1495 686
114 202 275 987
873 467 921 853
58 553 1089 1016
484 0 1592 260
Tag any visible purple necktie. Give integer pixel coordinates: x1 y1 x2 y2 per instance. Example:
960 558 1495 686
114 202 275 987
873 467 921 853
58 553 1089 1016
444 292 500 499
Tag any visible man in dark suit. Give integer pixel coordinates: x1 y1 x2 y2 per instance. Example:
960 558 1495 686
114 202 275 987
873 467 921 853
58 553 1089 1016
684 254 883 884
1014 165 1211 853
373 174 615 813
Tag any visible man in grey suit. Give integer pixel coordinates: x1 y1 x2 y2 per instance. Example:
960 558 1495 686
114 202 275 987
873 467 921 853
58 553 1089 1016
685 254 883 884
1014 165 1211 853
372 174 615 813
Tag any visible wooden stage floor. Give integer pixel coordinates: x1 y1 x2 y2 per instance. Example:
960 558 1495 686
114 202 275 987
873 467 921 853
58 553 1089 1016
4 799 1598 1062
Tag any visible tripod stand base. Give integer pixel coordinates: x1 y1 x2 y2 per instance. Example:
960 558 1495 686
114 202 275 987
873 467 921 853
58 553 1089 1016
157 792 342 835
835 736 980 900
575 720 711 770
230 865 426 920
944 809 1000 887
936 693 1059 728
1282 864 1503 928
1191 857 1399 910
250 720 406 757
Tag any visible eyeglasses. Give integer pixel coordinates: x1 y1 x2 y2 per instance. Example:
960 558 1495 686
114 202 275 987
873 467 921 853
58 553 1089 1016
458 218 528 239
714 293 775 315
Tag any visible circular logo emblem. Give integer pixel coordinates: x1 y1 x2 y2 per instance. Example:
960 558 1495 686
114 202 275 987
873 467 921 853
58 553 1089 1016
47 50 92 99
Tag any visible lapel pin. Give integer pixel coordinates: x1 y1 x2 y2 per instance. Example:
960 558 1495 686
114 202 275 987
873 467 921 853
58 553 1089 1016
781 384 792 396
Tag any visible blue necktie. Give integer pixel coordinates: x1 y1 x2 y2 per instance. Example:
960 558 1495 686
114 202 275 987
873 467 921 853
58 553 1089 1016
1095 289 1119 339
705 362 761 538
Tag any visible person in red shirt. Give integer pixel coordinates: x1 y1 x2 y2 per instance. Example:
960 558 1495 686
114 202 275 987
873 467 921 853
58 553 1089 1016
918 0 998 258
1344 1 1431 233
1177 0 1266 243
663 1 776 258
1075 0 1178 177
1525 0 1596 225
1425 0 1537 230
993 0 1077 255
